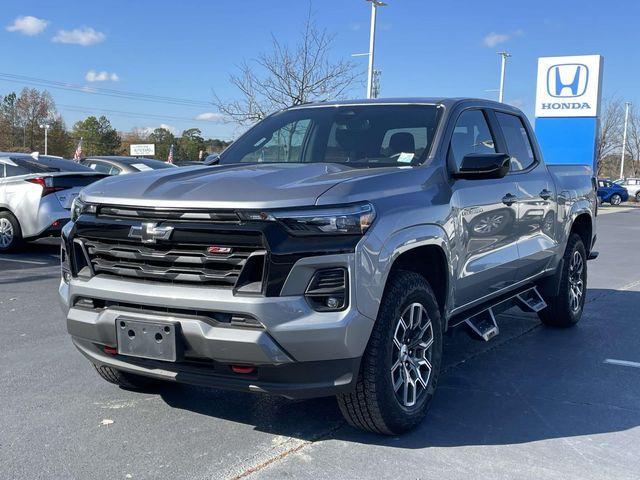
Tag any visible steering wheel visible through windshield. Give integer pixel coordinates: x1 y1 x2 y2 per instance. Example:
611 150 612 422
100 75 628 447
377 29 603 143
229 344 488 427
219 104 441 168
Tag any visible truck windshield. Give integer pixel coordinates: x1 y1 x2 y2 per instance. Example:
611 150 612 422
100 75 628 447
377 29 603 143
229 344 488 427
219 104 441 167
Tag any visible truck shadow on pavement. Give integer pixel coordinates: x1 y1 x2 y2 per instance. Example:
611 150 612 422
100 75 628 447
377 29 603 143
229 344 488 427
158 288 640 448
0 240 61 284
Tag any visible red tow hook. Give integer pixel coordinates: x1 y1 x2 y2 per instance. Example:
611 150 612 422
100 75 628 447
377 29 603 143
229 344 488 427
103 346 117 355
231 365 255 374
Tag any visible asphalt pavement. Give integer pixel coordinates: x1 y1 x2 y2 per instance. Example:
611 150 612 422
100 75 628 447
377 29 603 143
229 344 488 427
1 209 639 480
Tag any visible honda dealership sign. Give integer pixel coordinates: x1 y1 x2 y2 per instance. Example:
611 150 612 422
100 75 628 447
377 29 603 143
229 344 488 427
534 54 603 169
535 55 603 117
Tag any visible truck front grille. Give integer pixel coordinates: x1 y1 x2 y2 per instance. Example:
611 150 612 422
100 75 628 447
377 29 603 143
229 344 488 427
79 236 265 289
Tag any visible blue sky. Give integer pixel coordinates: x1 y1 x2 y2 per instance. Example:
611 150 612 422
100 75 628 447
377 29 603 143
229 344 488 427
1 0 637 140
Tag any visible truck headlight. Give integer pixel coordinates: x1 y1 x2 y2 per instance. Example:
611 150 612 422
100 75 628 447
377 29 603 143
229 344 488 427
70 198 96 222
239 203 375 235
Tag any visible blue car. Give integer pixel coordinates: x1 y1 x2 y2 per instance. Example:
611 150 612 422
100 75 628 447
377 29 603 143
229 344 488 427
597 178 629 205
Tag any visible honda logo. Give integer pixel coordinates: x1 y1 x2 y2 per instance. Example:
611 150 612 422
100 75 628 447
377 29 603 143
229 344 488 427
546 63 588 98
128 222 174 244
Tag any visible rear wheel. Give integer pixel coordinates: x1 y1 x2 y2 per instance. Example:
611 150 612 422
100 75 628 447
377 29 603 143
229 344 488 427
538 233 587 327
93 363 162 390
610 193 622 205
635 191 640 202
337 271 443 435
0 212 23 252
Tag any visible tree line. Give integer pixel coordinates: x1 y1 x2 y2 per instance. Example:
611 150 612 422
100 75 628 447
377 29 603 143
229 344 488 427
596 98 640 178
0 88 231 160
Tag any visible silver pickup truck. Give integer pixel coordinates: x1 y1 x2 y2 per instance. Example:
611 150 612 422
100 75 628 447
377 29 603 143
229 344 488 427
59 98 597 434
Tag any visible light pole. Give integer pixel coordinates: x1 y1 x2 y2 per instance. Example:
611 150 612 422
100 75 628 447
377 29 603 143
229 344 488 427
365 0 386 99
620 101 631 179
39 123 50 155
497 51 511 103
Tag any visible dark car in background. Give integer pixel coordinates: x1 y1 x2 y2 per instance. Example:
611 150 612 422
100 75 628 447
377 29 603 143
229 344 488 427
81 156 177 175
597 178 629 205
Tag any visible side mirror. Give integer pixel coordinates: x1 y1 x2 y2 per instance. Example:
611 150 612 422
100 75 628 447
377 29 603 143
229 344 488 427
204 153 220 165
452 153 511 180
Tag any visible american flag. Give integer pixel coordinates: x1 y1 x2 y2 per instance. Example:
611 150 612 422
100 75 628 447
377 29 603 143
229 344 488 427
73 137 83 162
167 144 174 164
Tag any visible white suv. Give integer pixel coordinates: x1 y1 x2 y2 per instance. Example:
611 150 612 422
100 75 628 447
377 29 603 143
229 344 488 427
616 178 640 201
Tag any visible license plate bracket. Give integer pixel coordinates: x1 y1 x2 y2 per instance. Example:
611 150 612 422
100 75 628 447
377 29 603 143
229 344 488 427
116 317 180 362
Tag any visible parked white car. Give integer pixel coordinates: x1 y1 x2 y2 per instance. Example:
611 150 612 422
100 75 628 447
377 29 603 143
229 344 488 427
0 154 107 252
614 178 640 201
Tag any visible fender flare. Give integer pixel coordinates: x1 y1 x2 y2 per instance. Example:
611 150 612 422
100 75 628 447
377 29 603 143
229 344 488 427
355 223 453 321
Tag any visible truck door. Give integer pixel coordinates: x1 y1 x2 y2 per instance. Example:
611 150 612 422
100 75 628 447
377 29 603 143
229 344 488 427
494 111 558 279
448 109 520 309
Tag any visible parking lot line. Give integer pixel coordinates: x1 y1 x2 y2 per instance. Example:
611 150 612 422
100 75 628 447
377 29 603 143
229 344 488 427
604 358 640 369
0 258 49 266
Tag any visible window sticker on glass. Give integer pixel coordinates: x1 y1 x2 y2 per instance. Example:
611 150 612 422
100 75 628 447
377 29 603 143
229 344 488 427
132 163 153 171
397 152 415 164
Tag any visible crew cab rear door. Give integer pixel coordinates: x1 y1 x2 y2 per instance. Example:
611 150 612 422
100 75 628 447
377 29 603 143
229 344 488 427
493 111 558 279
447 108 520 309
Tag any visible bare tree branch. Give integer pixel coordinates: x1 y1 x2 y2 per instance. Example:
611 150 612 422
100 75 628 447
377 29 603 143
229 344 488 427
596 97 624 174
213 5 362 126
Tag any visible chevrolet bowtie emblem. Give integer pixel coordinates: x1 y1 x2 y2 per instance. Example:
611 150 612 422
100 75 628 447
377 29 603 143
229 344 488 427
128 222 174 244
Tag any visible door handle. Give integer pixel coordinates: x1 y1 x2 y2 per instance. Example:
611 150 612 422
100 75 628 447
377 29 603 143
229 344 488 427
502 193 517 206
539 189 552 200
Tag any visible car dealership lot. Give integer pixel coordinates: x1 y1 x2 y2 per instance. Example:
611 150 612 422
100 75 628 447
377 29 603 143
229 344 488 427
2 210 640 480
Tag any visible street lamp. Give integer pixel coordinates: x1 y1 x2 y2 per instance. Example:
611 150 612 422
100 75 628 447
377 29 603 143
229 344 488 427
620 101 632 179
497 51 511 103
39 123 50 155
365 0 386 99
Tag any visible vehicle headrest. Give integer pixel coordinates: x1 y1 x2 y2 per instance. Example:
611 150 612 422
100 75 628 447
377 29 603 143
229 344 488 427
389 132 415 154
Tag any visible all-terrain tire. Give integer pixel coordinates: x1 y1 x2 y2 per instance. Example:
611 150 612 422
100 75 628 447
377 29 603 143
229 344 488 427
93 363 162 390
538 233 587 328
0 211 24 252
336 271 443 435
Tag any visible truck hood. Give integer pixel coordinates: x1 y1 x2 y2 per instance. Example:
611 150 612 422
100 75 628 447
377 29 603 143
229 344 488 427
80 162 397 209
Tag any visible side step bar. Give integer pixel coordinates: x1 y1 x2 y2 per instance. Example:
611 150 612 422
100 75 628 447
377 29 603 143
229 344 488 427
452 286 547 342
464 309 499 341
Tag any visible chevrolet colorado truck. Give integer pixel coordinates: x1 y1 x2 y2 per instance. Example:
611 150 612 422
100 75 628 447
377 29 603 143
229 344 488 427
59 98 597 434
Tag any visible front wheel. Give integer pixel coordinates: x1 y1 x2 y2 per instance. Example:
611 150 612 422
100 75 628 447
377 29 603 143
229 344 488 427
337 271 443 435
635 191 640 202
538 233 587 327
610 193 622 205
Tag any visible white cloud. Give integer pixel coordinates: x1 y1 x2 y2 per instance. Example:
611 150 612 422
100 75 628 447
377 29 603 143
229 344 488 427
139 124 177 136
508 98 526 108
85 70 119 82
483 32 510 48
6 15 49 36
483 29 524 48
52 27 106 46
195 112 225 122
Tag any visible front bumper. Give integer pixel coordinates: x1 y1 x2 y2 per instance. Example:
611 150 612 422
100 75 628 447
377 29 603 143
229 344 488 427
73 338 360 399
59 253 374 398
